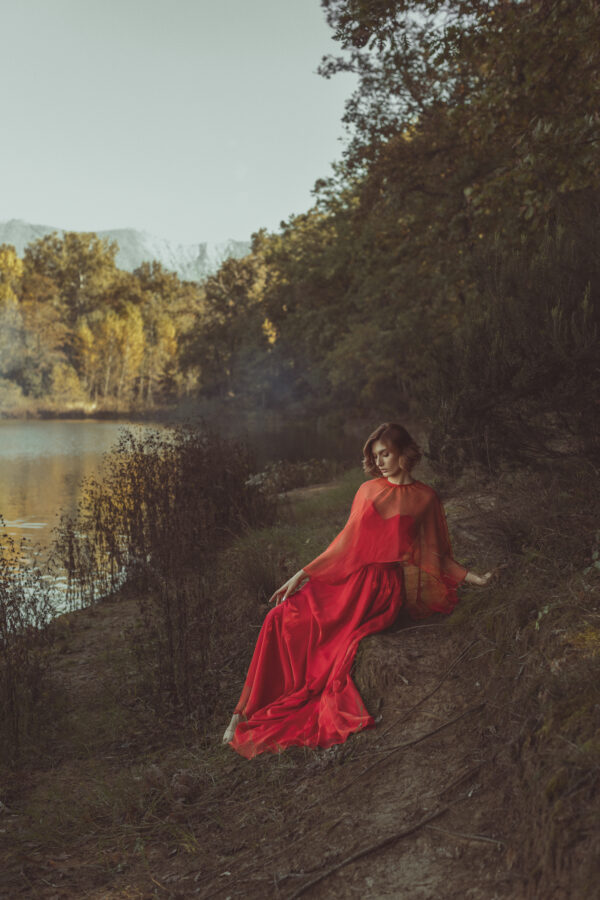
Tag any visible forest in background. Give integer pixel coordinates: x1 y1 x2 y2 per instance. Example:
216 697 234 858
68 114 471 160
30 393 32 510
1 0 599 474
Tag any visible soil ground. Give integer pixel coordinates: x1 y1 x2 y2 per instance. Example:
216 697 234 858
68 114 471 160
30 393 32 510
0 479 523 900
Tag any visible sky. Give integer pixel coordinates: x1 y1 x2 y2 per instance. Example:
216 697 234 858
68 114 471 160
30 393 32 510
0 0 355 245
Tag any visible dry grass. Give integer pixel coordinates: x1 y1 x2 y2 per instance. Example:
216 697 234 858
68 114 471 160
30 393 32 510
0 528 58 767
1 454 598 897
443 460 600 898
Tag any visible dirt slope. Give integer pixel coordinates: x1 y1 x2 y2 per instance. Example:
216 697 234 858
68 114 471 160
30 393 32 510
0 478 523 899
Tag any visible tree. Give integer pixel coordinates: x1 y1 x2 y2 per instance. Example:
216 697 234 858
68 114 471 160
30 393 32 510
315 0 600 461
23 232 119 325
182 252 274 402
0 245 25 382
319 0 600 239
0 244 23 305
74 304 146 404
18 271 69 397
132 261 202 405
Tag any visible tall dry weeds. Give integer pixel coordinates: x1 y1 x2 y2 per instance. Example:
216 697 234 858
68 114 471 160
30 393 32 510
0 526 57 766
53 424 277 722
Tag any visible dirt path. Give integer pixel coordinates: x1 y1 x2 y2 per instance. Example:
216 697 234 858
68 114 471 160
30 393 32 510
151 624 517 900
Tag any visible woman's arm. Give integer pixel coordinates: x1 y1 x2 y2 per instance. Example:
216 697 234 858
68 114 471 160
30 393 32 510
426 493 500 590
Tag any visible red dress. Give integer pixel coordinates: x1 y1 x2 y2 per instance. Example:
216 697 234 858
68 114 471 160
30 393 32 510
229 478 467 759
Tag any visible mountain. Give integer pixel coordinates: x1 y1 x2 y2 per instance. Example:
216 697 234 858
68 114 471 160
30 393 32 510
0 219 251 282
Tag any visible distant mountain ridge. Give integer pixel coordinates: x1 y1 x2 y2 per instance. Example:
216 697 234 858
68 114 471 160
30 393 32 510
0 218 251 282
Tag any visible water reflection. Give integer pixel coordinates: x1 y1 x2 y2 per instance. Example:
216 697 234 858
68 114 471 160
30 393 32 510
0 421 147 548
0 417 357 607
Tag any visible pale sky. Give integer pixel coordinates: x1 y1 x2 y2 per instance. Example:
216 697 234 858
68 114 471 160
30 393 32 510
0 0 355 245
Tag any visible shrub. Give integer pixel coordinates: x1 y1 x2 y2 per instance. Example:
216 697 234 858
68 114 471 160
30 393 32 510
53 424 277 720
54 424 276 606
424 224 600 472
0 527 56 766
245 457 346 494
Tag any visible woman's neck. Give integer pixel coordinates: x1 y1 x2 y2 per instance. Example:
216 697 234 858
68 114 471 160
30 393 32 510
385 473 415 485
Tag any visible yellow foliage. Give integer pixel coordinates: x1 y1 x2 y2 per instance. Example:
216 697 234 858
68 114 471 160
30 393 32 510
262 317 277 345
0 246 24 282
247 261 268 304
0 246 23 306
51 363 86 402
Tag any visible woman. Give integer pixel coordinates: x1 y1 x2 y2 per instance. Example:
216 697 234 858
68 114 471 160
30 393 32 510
223 423 494 759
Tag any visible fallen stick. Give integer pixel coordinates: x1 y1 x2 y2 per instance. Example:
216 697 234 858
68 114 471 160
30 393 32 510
302 702 485 814
287 806 449 899
197 815 349 898
358 702 486 779
437 761 485 797
379 639 479 739
425 823 505 848
390 622 446 634
300 642 482 814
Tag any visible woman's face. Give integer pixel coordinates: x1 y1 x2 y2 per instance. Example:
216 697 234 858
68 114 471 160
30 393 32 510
372 439 403 479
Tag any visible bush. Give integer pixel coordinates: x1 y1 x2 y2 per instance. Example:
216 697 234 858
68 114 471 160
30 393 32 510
54 424 275 606
53 424 277 720
0 377 25 414
245 457 346 494
0 527 56 766
50 362 87 405
424 223 600 472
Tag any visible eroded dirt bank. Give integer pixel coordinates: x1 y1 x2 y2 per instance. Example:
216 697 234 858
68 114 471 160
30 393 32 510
0 597 517 899
3 462 596 899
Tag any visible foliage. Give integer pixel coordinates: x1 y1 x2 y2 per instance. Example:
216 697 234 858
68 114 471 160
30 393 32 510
0 235 205 414
424 222 600 470
321 0 600 229
0 527 57 765
54 425 276 717
181 250 275 403
178 1 600 455
2 1 599 475
55 425 275 605
246 457 347 494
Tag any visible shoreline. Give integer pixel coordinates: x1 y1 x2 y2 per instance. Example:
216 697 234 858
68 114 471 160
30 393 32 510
0 405 183 423
0 462 597 897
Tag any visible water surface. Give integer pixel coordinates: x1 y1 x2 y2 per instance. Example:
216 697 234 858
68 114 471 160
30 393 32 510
0 416 356 555
0 420 148 550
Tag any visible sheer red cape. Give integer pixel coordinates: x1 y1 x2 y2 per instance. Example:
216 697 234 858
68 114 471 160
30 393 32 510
230 478 467 759
303 478 467 618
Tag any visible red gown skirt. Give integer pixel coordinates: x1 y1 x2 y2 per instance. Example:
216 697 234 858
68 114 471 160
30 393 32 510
229 562 404 759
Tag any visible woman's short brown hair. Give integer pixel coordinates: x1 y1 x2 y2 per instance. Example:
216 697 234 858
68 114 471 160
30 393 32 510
362 423 422 478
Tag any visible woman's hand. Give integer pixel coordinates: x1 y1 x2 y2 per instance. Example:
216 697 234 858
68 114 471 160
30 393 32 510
269 569 307 606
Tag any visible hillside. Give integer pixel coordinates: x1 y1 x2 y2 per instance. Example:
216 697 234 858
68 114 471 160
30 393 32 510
0 589 512 899
2 457 596 898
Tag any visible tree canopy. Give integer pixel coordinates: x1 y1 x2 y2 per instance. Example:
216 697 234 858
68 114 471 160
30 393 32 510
2 1 598 467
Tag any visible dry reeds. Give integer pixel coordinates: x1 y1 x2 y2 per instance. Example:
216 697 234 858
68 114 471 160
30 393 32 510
52 424 278 723
0 526 57 765
54 425 275 605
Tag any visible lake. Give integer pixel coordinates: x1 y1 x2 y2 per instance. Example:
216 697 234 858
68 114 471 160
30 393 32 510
0 416 357 556
0 420 142 551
